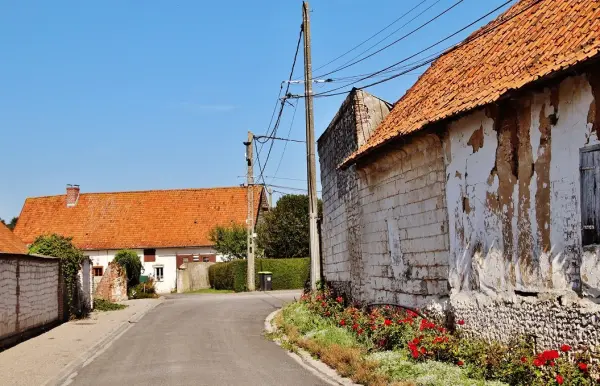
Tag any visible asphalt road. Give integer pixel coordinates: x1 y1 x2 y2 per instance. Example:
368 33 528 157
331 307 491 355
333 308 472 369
66 291 328 386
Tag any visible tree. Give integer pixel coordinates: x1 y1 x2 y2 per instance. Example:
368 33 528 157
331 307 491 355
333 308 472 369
29 234 84 318
209 223 247 261
0 217 18 231
256 194 322 258
114 249 143 288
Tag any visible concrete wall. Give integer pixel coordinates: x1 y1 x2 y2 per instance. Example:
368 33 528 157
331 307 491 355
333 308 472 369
176 262 213 293
318 89 392 301
0 253 61 346
86 247 219 293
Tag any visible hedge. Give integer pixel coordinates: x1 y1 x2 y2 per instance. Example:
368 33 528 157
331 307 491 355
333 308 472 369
208 258 310 292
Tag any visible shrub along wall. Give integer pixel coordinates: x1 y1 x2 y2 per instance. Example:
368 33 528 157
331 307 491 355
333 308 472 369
209 258 309 292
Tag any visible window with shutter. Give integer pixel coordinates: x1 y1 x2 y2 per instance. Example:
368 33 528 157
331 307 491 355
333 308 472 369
580 145 600 246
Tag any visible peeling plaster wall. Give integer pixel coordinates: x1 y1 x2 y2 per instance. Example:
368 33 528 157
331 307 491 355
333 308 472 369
445 73 600 296
356 132 450 307
446 71 600 350
318 90 392 300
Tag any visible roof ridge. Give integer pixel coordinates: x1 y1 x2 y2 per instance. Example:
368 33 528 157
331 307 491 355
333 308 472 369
24 185 253 200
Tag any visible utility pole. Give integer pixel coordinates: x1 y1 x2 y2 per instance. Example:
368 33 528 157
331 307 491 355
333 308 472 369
245 131 256 291
303 1 321 290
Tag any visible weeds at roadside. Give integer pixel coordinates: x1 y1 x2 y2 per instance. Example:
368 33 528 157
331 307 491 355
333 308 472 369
94 298 127 311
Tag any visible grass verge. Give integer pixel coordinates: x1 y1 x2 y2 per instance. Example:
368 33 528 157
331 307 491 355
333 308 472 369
94 298 127 311
185 288 235 294
274 302 506 386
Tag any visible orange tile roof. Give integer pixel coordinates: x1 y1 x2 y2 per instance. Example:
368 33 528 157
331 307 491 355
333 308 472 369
14 186 263 250
345 0 600 165
0 222 27 254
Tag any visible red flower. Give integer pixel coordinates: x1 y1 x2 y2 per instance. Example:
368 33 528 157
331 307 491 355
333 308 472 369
457 360 464 366
520 356 528 364
411 350 419 359
336 296 343 303
352 323 359 330
549 361 556 367
325 311 331 316
339 319 346 326
321 301 326 307
384 319 392 326
533 359 544 367
420 347 426 354
543 350 560 361
371 325 377 331
556 374 564 385
457 320 465 325
579 363 588 371
412 338 421 345
560 344 571 352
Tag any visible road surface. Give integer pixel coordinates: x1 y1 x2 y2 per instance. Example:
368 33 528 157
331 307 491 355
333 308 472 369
66 291 327 386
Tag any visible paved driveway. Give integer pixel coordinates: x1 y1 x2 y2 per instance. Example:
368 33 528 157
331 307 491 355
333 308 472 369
66 291 327 386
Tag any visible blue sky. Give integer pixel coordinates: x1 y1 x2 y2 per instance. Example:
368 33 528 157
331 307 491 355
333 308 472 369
0 0 511 220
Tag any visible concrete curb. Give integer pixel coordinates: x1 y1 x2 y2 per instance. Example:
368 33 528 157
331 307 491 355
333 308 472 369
265 309 359 386
46 297 165 386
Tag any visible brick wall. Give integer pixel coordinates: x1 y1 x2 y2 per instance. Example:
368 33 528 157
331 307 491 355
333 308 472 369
0 253 61 346
94 262 127 302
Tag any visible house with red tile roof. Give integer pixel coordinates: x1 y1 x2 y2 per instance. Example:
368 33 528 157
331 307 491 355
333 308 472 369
0 221 27 254
318 0 600 350
14 185 267 293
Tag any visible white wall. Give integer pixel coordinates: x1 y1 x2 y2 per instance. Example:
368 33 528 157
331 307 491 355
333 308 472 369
86 247 220 294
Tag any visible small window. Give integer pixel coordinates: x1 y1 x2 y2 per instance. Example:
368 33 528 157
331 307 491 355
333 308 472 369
202 257 210 262
93 266 104 277
154 266 164 281
144 248 156 262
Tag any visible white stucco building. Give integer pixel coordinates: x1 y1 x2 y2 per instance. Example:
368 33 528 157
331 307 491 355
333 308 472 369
14 185 267 293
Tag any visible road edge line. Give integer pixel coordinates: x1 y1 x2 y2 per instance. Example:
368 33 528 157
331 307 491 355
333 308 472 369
264 309 358 386
46 297 165 386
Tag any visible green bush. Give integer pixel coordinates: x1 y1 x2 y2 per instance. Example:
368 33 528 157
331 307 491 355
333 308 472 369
129 277 158 299
208 258 310 292
114 249 143 288
94 298 127 311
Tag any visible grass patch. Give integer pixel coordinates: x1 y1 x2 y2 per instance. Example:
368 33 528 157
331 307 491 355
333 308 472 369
94 298 127 311
185 288 234 294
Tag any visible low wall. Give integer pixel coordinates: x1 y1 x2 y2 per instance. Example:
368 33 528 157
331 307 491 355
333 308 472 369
449 292 600 354
177 262 213 293
0 253 62 348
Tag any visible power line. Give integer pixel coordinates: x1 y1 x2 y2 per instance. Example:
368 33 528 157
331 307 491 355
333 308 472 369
315 0 464 78
271 101 300 181
293 0 523 99
256 26 304 185
254 133 305 143
312 0 430 73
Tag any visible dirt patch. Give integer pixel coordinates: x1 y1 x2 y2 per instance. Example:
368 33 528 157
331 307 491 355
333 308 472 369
516 96 534 275
535 102 553 257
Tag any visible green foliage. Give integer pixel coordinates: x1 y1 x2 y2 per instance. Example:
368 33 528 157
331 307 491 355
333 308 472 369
29 234 84 318
208 223 247 260
94 298 127 311
128 277 158 299
208 258 310 292
114 249 143 288
0 216 18 231
256 194 322 258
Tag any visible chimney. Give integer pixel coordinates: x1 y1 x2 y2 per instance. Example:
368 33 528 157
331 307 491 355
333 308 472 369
66 184 80 207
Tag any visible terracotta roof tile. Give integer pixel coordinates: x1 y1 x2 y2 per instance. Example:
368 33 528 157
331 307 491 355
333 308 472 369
0 222 27 254
14 186 263 250
345 0 600 165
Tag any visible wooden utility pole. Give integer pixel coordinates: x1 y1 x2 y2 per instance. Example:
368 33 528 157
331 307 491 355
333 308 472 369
245 131 256 291
303 1 321 290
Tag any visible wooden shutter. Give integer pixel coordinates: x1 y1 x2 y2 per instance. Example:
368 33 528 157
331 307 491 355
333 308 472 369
580 145 600 245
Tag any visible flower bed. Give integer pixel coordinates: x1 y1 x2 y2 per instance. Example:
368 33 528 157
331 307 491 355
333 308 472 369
273 287 598 386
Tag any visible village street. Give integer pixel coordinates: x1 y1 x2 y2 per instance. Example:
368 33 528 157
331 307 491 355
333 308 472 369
64 291 327 386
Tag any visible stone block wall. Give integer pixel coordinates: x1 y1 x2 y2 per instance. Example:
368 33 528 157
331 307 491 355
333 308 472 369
318 90 392 301
0 253 61 346
94 262 127 302
356 132 450 307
